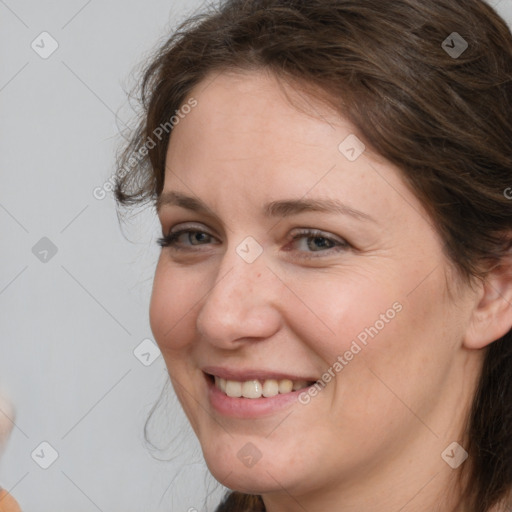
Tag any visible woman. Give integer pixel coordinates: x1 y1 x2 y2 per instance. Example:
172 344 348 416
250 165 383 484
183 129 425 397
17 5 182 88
115 0 512 510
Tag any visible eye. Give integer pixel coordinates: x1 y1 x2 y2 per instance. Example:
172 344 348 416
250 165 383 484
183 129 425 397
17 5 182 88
157 225 350 258
286 228 350 259
157 226 217 250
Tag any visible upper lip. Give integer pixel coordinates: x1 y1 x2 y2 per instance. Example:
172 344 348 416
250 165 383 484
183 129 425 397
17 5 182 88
202 366 317 383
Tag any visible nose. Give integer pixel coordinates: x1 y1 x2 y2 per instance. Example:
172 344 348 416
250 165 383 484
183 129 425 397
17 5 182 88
195 243 282 348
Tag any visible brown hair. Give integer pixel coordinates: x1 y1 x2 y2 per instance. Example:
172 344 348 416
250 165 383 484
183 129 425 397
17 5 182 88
114 1 512 510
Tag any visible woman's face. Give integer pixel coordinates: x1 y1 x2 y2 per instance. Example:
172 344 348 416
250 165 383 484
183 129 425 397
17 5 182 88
150 70 482 506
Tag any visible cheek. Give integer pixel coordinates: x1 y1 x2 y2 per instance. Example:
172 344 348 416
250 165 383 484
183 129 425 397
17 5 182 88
149 259 200 352
291 270 401 364
296 265 455 407
324 268 460 424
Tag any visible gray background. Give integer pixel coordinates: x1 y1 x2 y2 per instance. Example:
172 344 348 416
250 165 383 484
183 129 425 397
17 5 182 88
0 0 511 510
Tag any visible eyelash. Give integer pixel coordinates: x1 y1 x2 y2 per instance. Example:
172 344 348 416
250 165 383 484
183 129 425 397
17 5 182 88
156 227 350 259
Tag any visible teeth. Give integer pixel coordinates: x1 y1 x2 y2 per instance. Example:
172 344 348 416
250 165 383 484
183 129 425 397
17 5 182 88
263 379 279 397
225 380 242 398
242 380 263 398
279 379 293 394
292 380 309 391
213 376 311 398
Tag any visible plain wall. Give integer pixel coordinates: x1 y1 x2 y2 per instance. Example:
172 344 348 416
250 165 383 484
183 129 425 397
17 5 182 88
0 0 511 510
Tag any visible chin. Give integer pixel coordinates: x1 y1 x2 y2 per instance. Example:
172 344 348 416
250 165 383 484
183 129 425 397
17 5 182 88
202 448 292 494
210 467 284 495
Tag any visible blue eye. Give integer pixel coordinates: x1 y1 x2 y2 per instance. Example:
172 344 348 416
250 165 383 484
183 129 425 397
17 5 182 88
286 229 349 258
157 229 215 250
157 227 349 259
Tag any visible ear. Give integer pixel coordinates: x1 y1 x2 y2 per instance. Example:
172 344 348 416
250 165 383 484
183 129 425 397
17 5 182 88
464 254 512 349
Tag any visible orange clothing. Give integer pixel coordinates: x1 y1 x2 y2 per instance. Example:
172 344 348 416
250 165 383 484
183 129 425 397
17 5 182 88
0 489 21 512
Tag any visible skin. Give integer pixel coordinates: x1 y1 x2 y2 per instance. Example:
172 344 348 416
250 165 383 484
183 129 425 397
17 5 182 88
0 392 14 458
149 69 512 512
0 391 21 509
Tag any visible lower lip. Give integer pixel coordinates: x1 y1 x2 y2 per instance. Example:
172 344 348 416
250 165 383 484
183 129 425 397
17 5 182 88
205 373 312 419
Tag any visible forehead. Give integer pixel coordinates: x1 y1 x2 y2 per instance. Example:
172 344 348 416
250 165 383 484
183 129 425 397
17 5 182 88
166 70 355 186
162 69 424 228
172 69 352 160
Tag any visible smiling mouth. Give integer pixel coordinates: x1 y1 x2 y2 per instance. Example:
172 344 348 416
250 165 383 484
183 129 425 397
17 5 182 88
205 373 315 399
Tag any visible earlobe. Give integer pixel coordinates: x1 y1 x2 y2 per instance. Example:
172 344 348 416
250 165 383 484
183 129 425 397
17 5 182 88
464 259 512 350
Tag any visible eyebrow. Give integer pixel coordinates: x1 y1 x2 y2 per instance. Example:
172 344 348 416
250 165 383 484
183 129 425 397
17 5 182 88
156 191 376 223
